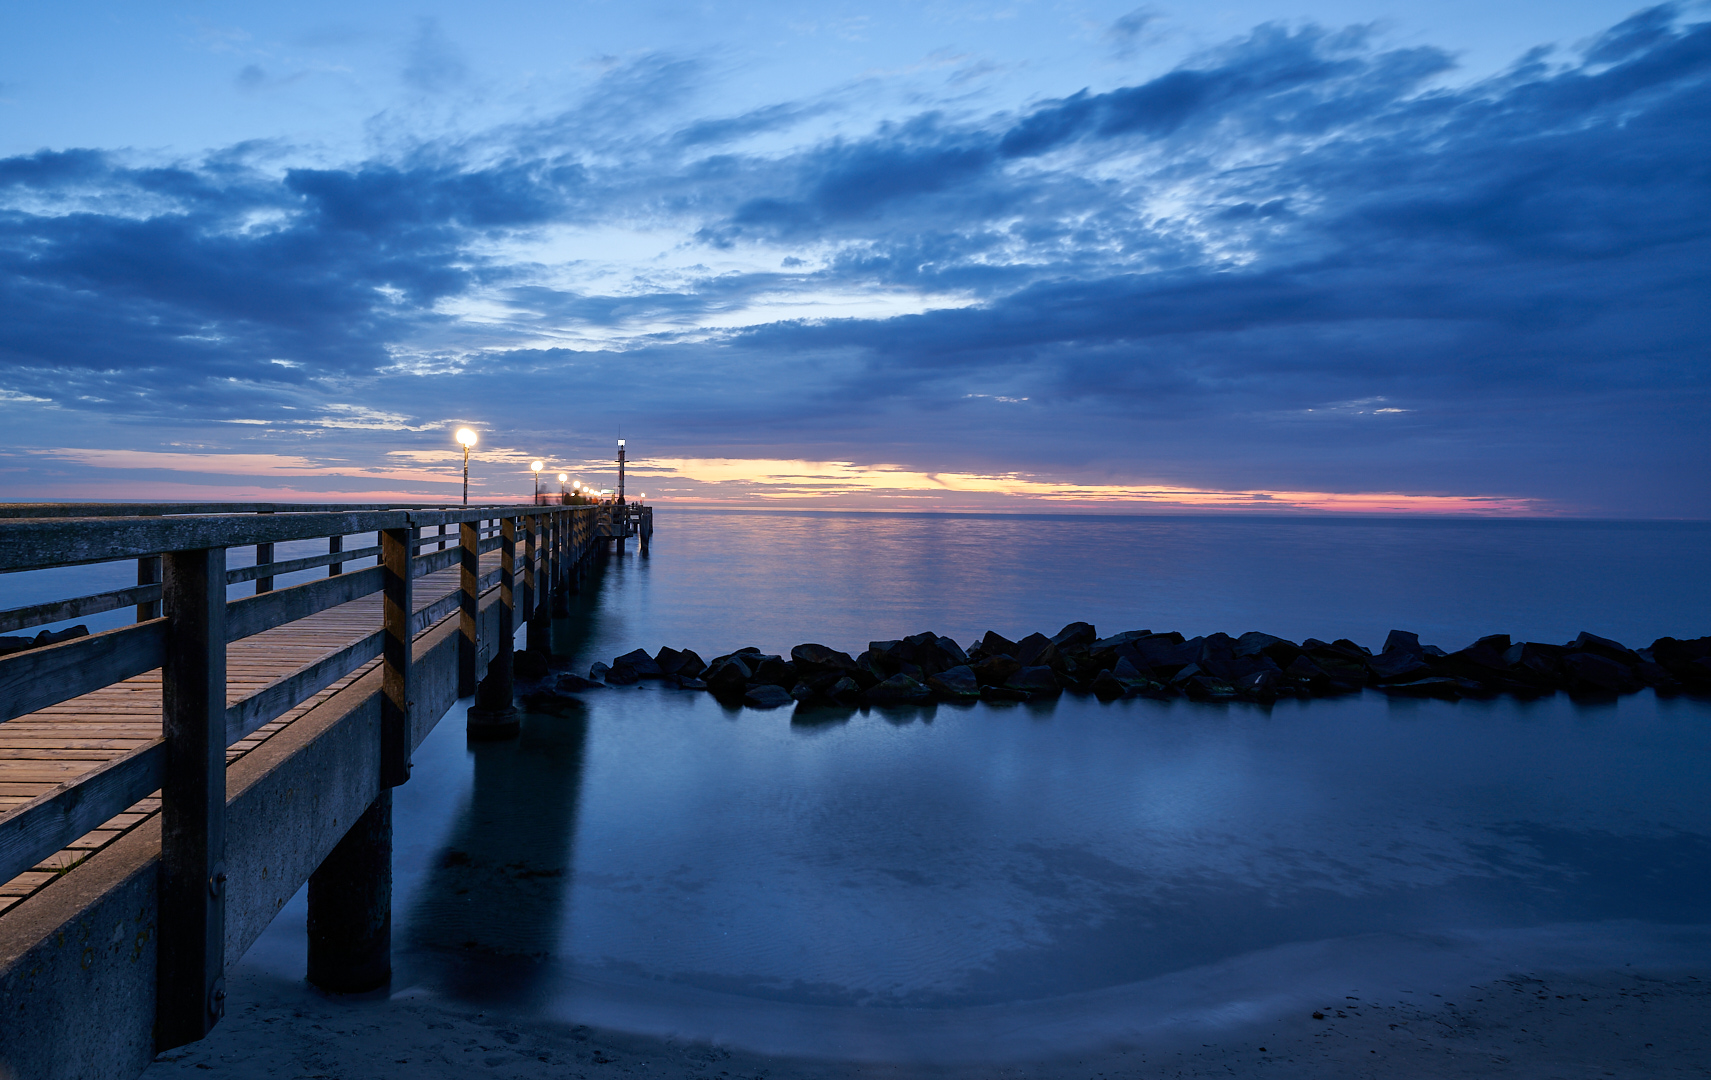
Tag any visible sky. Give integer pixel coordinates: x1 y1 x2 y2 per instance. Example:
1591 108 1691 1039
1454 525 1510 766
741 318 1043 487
0 0 1706 515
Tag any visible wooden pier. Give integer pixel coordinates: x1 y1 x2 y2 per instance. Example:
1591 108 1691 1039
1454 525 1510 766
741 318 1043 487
0 500 649 1079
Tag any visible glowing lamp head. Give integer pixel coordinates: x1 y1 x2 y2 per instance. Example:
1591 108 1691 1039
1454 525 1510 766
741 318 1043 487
638 493 646 500
618 439 625 447
557 472 568 483
572 480 581 490
531 460 544 473
455 428 478 448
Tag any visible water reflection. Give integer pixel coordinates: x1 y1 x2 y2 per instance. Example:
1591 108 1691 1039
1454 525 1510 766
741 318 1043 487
398 703 589 1006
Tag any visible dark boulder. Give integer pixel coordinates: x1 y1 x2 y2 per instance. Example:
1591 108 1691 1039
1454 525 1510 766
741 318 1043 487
1049 622 1097 649
1090 630 1151 652
932 635 971 669
1571 632 1641 666
1650 636 1711 686
969 631 1019 661
1234 632 1299 669
704 656 752 694
0 636 33 656
1006 666 1061 696
1503 642 1566 688
1135 635 1200 675
927 665 980 701
589 661 612 682
657 647 707 679
1014 633 1060 669
750 655 795 688
1561 651 1642 695
1368 649 1432 683
554 673 608 693
32 625 89 648
858 648 893 682
1381 630 1424 658
791 644 859 679
790 682 817 702
865 674 932 706
1631 661 1682 692
828 677 864 705
1234 670 1280 702
743 684 795 709
972 654 1021 687
513 649 551 679
612 648 665 681
1091 670 1128 701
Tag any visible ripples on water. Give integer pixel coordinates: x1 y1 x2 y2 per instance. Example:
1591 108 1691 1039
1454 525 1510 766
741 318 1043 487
220 511 1711 1060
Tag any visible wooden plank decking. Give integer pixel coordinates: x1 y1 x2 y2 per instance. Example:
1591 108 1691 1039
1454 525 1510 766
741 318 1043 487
0 555 499 916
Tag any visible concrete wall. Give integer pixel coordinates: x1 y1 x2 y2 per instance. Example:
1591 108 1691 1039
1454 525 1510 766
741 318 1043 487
0 587 506 1080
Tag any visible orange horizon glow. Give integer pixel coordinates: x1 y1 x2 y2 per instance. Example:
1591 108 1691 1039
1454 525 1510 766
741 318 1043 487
5 448 1560 515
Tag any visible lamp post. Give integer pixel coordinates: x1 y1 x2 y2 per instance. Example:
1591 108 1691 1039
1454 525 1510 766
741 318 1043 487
531 460 544 504
455 428 478 506
617 438 626 503
557 472 568 502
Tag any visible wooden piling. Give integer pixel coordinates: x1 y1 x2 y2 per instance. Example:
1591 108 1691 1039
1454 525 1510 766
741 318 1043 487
155 546 228 1050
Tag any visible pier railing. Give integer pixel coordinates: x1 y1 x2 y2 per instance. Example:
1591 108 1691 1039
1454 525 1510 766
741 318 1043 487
0 501 618 1069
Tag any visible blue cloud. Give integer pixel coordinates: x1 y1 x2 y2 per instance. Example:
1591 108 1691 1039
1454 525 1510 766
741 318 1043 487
0 7 1706 514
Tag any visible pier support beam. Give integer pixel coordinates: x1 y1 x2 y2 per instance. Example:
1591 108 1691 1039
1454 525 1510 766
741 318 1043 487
467 516 519 739
306 790 392 993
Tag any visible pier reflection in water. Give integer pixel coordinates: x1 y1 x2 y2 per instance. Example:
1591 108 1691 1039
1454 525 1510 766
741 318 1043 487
395 702 589 1007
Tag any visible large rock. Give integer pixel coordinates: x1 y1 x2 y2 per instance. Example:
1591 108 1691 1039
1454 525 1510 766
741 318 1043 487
1049 622 1097 649
1090 630 1151 653
1005 665 1061 696
1561 651 1642 695
865 674 933 706
32 625 89 648
1650 636 1711 686
857 648 891 684
1382 630 1424 658
743 683 795 709
931 635 971 669
1091 670 1128 701
656 647 707 679
1503 642 1566 688
1234 632 1299 669
969 631 1019 661
972 654 1021 687
1134 635 1199 675
1184 676 1238 701
704 656 753 694
1368 649 1431 683
1571 632 1640 666
613 648 665 679
927 665 980 700
589 661 612 682
750 655 796 688
1010 633 1056 669
791 643 859 679
828 677 864 704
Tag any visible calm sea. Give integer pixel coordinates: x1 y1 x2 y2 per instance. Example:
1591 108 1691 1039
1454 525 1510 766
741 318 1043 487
22 510 1711 1062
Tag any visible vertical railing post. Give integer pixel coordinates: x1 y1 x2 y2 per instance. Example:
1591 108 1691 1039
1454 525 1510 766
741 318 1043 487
328 533 343 577
525 514 548 654
379 523 413 788
156 546 227 1051
137 555 162 621
458 516 478 698
468 514 519 737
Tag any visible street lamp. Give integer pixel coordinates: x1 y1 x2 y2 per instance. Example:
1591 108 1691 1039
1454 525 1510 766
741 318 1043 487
557 472 568 501
455 428 478 506
531 460 545 503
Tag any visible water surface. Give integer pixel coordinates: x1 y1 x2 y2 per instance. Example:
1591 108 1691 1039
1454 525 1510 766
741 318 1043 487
218 512 1711 1059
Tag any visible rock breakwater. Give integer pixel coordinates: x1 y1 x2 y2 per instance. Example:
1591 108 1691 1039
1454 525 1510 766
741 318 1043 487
532 624 1711 709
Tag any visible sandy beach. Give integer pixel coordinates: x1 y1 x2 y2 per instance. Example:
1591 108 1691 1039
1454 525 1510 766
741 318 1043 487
144 963 1708 1079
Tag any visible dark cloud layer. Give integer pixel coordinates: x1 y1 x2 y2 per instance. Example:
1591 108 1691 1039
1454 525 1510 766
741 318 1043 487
0 7 1707 513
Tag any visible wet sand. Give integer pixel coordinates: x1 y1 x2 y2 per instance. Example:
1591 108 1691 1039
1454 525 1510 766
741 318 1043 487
145 964 1708 1079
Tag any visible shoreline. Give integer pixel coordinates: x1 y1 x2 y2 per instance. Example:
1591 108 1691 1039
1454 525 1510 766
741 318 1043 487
144 961 1710 1079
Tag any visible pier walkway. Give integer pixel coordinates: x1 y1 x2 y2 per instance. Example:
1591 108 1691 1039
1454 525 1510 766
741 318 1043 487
0 500 650 1080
